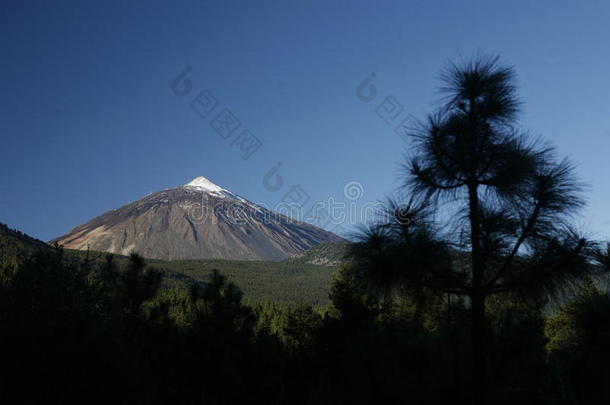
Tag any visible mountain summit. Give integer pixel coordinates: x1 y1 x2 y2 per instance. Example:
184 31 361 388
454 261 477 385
184 176 236 198
50 177 344 261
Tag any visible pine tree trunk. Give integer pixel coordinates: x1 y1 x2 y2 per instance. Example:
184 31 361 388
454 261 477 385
471 291 486 405
468 181 487 405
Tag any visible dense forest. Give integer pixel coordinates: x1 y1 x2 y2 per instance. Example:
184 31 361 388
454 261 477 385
2 245 610 404
2 56 610 404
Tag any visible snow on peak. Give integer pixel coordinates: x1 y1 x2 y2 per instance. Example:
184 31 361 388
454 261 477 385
183 176 248 202
184 176 226 193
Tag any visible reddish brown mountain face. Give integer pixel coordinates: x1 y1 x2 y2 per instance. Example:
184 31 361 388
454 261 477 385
50 177 344 261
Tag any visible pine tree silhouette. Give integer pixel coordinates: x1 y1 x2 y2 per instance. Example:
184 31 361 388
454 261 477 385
348 55 610 404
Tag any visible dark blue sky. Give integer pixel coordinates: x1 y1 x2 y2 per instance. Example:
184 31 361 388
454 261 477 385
1 0 610 241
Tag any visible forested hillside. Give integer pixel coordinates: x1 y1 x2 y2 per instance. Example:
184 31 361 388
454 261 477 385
0 223 339 305
2 243 610 403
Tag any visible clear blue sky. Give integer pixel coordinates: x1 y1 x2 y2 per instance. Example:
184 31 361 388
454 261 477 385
1 0 610 241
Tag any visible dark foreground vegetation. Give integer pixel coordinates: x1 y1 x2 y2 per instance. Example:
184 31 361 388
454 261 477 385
2 55 610 404
1 248 610 404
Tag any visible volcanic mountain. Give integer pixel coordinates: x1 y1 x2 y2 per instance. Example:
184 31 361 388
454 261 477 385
50 177 344 261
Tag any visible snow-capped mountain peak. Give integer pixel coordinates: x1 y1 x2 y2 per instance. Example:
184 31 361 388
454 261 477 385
51 175 345 261
184 176 226 192
183 176 252 203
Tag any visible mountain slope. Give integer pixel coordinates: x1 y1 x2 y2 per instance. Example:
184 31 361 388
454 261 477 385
50 177 344 261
